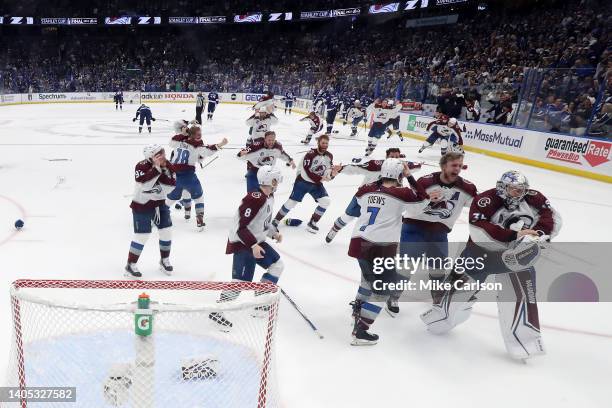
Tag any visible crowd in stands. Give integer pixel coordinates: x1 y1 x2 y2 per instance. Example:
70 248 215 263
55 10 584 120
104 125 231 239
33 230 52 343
0 0 610 136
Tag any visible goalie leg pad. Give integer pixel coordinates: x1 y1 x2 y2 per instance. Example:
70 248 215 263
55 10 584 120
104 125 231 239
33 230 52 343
421 272 478 334
496 270 545 359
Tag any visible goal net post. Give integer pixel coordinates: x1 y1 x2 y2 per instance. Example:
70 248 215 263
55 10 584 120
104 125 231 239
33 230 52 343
5 279 281 408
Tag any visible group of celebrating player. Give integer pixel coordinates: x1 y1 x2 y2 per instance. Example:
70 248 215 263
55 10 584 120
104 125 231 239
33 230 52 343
124 91 561 361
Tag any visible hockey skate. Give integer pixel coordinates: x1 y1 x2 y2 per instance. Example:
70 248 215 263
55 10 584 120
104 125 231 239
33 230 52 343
306 220 319 234
325 228 337 243
209 312 233 332
124 263 142 279
251 305 271 318
196 214 205 231
385 297 400 317
351 323 379 346
300 138 311 145
159 258 173 276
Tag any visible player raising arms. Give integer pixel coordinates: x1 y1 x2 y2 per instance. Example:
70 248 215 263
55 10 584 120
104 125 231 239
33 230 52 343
326 148 422 243
421 171 562 360
418 116 463 155
272 134 340 234
348 159 432 345
299 111 323 145
206 90 219 121
386 152 476 316
385 99 403 141
209 165 284 330
245 109 279 146
133 104 156 133
166 122 228 230
125 144 176 278
238 131 295 192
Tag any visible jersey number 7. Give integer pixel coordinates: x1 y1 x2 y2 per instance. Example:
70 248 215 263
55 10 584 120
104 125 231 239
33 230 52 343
359 207 380 231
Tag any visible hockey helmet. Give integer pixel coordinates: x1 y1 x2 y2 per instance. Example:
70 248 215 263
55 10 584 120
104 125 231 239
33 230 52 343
380 158 405 182
143 144 164 160
496 170 529 210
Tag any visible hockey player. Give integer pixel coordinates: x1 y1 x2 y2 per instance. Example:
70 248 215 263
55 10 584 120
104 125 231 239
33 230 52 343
284 90 296 115
385 152 477 316
418 116 463 155
420 170 562 360
133 104 156 133
245 109 279 146
206 91 219 121
465 98 481 122
325 92 341 134
166 122 228 230
312 89 327 116
348 158 430 345
299 111 323 144
385 99 403 141
326 148 422 243
354 98 401 161
272 134 339 234
238 131 296 192
209 165 284 330
125 144 176 278
345 100 366 137
114 91 124 110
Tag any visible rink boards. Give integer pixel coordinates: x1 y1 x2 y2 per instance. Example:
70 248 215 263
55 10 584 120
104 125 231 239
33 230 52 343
1 91 610 183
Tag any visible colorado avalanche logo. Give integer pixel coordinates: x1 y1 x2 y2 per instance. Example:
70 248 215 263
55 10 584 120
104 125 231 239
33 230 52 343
312 163 327 176
259 156 274 165
143 185 162 194
501 214 535 230
424 200 456 219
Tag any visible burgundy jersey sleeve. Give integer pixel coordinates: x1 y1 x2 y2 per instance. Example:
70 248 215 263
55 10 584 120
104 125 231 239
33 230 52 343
275 142 293 162
158 165 175 186
366 160 384 172
134 161 160 183
469 189 517 244
526 190 556 235
457 177 478 198
236 193 267 247
405 176 429 201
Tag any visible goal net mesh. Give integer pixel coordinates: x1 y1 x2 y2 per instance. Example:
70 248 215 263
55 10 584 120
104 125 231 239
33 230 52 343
5 279 280 408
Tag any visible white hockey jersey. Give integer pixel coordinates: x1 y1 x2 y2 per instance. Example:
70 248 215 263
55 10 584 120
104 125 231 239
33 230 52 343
403 172 477 233
246 114 279 141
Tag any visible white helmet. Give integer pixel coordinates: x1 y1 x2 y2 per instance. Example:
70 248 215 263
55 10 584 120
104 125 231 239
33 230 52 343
143 144 163 160
257 165 283 188
354 99 361 106
448 117 458 127
173 119 188 134
496 170 529 210
380 158 405 182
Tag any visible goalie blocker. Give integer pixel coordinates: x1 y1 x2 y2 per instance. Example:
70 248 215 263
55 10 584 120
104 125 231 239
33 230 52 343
421 171 562 360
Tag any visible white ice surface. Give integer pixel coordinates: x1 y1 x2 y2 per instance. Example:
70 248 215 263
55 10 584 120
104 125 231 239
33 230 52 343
1 103 611 408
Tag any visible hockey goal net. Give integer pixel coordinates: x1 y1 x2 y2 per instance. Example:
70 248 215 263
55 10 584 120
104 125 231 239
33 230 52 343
5 279 280 408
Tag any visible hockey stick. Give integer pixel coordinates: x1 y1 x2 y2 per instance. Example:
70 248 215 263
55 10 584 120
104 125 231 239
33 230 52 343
422 162 468 170
280 288 324 339
199 156 219 169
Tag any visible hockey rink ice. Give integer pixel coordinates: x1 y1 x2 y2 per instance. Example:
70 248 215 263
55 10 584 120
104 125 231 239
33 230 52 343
1 102 611 408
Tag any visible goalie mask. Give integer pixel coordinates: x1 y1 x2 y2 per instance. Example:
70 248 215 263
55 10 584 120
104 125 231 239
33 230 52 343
496 170 529 210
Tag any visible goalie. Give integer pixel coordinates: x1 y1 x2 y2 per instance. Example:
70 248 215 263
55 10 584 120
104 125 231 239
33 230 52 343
420 170 562 360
